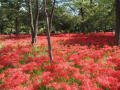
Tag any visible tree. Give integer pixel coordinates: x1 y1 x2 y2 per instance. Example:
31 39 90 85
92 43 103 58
0 0 116 35
0 0 26 35
7 0 22 35
14 0 21 35
115 0 120 45
49 0 56 32
72 0 115 33
43 0 56 62
0 3 4 34
28 0 40 44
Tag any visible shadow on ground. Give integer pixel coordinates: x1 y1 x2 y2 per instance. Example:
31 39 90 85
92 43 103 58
61 32 115 46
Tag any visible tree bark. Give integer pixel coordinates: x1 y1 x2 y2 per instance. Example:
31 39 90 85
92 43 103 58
43 0 53 62
15 0 20 35
28 0 39 44
0 24 3 34
33 0 39 43
90 0 92 5
9 25 13 38
81 7 84 20
15 16 19 35
49 0 56 31
28 0 35 43
115 0 120 45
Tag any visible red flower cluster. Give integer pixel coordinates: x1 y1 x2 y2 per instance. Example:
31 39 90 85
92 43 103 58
0 32 120 90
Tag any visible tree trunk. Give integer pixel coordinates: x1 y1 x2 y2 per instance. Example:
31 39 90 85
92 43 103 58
0 24 3 34
115 0 120 45
28 0 39 44
33 0 39 44
9 25 13 38
15 0 20 35
28 0 34 32
43 0 53 62
49 0 56 31
32 32 37 44
29 0 35 43
81 7 84 20
15 16 19 35
90 0 92 5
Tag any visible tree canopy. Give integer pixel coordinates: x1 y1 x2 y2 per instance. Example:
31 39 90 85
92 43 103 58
0 0 116 34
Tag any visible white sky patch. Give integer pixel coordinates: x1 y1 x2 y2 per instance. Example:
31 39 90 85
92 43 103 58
20 7 27 12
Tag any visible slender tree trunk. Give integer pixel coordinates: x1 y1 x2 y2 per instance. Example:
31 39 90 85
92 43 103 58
49 0 56 31
10 26 12 36
81 7 84 20
9 25 13 38
0 24 3 34
115 0 120 45
15 0 20 35
90 0 92 5
29 0 35 44
33 0 39 43
43 0 53 62
81 0 85 20
15 16 19 35
28 0 39 44
28 0 34 32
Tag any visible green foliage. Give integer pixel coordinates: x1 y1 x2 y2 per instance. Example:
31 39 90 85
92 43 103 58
32 45 40 52
33 69 42 75
68 77 82 86
0 0 116 34
38 85 53 90
72 0 115 33
0 45 3 49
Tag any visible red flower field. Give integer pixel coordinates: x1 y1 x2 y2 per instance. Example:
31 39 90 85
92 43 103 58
0 32 120 90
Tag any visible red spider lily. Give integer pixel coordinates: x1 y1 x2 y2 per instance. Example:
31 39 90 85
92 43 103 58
0 32 120 89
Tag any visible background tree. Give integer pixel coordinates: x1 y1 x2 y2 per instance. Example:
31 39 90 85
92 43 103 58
72 0 115 33
0 0 28 34
115 0 120 45
0 0 116 35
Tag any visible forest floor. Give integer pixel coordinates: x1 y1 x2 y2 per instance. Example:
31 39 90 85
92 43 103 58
0 32 120 90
